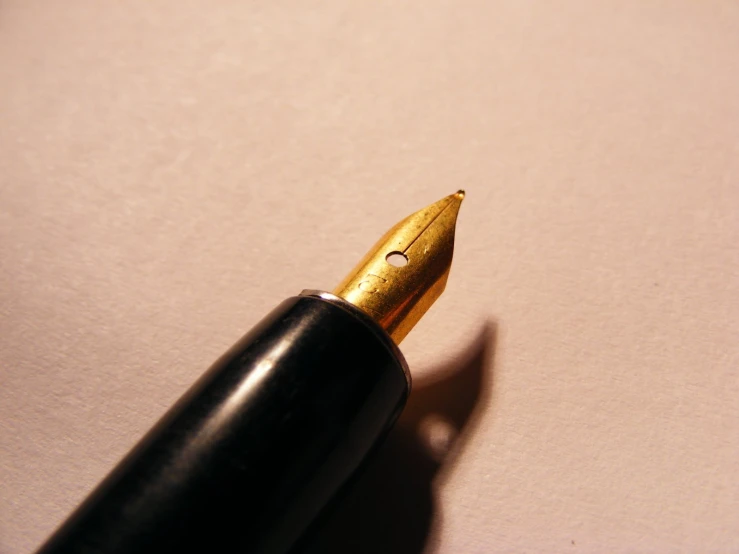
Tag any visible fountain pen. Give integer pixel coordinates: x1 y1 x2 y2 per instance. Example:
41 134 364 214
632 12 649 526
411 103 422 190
37 191 465 554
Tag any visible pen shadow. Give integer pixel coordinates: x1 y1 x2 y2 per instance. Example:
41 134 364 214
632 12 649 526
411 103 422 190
299 321 497 554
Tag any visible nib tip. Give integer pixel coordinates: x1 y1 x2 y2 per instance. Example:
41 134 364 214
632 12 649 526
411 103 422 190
455 189 466 199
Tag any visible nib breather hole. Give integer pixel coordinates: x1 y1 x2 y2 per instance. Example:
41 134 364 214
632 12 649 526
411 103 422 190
385 251 409 267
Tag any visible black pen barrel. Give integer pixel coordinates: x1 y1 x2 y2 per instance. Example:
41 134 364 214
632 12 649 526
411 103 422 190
37 293 410 554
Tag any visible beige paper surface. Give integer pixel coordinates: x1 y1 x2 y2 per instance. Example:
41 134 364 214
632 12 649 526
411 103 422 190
1 1 737 552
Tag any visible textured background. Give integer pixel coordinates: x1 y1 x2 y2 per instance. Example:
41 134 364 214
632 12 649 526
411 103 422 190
1 1 738 552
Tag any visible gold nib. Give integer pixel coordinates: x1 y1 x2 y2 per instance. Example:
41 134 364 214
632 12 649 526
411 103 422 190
333 191 465 344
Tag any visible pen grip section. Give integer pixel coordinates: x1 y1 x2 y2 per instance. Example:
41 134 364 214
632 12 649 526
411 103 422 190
37 295 409 554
